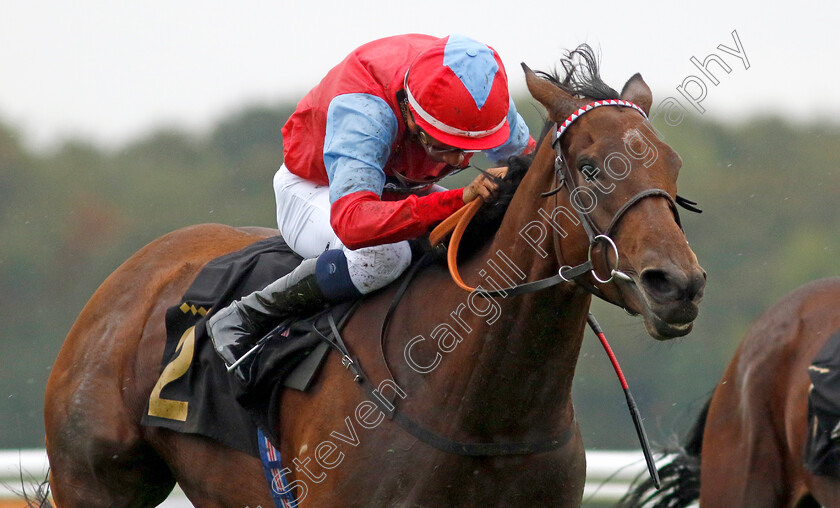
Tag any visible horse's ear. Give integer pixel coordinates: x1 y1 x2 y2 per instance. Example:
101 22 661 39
620 73 652 115
522 63 581 122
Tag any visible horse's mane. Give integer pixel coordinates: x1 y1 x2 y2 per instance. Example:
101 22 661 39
452 152 531 261
455 123 550 260
454 44 618 259
540 43 620 101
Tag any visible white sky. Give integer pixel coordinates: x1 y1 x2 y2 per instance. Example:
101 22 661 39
1 1 836 149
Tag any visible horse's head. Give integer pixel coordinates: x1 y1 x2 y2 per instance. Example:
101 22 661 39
522 53 705 340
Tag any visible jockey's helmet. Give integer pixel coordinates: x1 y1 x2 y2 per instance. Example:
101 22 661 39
404 35 511 151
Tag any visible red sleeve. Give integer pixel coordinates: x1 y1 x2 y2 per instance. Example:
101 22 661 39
331 189 465 250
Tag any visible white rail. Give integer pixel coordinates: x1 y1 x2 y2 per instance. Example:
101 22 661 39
1 449 654 506
583 450 654 504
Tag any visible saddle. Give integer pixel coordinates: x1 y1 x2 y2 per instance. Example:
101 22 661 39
141 235 359 457
805 328 840 477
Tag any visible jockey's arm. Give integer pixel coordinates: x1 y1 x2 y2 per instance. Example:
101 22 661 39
323 93 533 251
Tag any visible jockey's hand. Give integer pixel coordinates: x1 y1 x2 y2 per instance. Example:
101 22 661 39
462 166 508 204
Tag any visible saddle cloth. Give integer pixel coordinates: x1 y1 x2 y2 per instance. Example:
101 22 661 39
141 235 354 457
805 327 840 477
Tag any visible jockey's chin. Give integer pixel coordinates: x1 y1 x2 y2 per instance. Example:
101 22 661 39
434 151 466 167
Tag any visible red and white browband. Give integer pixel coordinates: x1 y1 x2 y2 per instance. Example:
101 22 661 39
555 99 647 142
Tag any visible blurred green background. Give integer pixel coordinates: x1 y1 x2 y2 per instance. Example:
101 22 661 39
1 93 838 456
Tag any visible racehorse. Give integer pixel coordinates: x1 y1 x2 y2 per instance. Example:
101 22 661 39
43 47 705 507
620 277 840 507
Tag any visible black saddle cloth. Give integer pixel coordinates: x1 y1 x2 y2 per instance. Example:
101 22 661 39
141 235 353 457
805 328 840 477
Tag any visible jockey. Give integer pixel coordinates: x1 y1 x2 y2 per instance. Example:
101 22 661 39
207 34 536 367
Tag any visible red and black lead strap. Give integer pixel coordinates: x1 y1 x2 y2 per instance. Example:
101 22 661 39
587 313 662 490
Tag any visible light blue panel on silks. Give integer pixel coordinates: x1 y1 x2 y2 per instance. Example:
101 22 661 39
443 34 499 110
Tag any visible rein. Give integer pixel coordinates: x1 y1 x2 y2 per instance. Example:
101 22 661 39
429 199 604 298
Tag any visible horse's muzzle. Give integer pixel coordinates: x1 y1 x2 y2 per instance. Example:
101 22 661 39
635 265 706 339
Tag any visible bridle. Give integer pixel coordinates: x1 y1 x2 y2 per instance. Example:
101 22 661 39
434 99 699 305
542 99 682 311
550 99 681 284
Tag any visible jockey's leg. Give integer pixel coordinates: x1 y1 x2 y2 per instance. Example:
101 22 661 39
207 238 412 367
206 165 415 368
272 164 342 258
340 241 413 294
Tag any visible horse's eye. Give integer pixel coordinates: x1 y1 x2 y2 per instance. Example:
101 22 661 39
579 164 600 181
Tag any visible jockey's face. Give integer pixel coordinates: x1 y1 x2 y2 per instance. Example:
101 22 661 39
417 129 478 166
401 97 477 167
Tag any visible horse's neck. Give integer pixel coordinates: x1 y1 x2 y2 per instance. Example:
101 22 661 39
434 162 592 436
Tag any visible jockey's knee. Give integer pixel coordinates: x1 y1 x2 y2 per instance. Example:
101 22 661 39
343 241 412 295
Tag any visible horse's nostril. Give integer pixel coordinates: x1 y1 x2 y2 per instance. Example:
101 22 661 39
687 270 706 302
640 268 706 303
640 269 679 301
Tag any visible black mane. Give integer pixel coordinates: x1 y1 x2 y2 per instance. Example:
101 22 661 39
455 148 537 260
540 43 619 101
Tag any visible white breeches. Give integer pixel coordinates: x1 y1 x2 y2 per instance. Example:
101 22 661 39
273 165 412 295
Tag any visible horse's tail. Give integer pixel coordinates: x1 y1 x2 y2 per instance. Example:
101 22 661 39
25 472 53 508
5 467 54 507
617 397 710 508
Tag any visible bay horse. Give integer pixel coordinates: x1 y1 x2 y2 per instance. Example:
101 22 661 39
621 278 840 508
43 47 705 507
